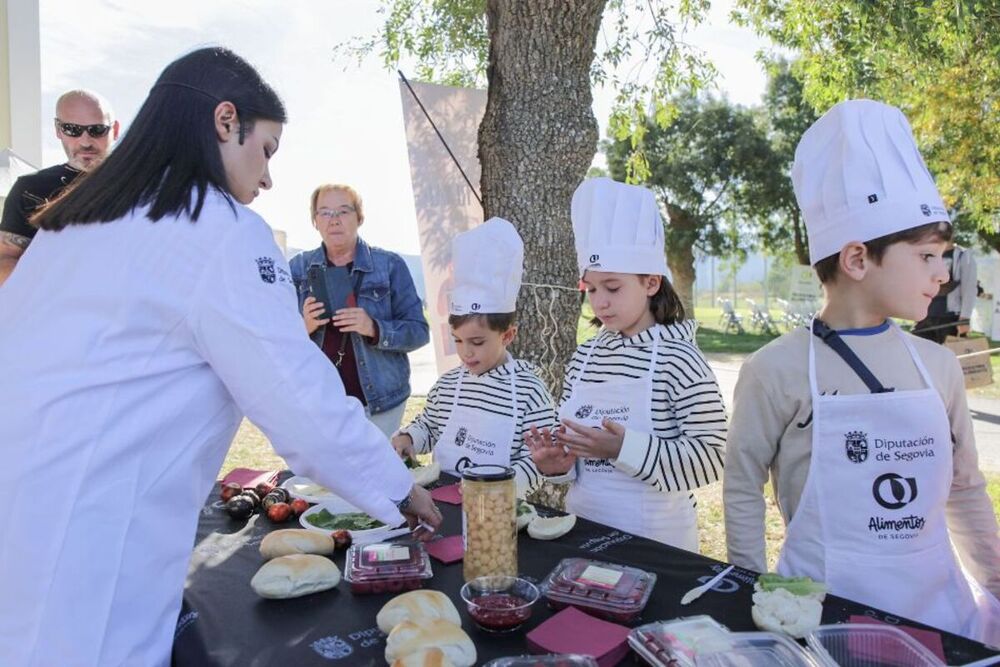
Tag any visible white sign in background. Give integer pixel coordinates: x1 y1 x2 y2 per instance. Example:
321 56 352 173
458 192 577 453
399 80 486 374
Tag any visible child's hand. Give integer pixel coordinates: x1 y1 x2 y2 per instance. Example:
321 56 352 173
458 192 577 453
526 425 577 475
391 432 416 461
555 418 626 460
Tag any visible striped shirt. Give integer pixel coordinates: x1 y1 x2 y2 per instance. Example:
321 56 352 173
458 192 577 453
561 321 727 497
400 356 557 494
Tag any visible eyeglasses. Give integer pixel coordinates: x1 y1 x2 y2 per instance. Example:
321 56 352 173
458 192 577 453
315 206 356 221
55 119 112 138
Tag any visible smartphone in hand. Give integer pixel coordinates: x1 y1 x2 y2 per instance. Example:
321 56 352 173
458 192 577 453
306 265 355 328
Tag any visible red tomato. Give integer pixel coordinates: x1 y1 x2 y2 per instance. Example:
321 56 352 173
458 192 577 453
290 498 309 516
267 502 294 523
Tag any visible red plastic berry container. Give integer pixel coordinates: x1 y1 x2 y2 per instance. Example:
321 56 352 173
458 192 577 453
539 557 656 624
342 543 433 594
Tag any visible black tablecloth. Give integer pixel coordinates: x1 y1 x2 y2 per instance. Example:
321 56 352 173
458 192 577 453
173 476 1000 666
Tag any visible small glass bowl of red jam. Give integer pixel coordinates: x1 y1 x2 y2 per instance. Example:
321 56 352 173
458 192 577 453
539 558 656 624
460 575 540 633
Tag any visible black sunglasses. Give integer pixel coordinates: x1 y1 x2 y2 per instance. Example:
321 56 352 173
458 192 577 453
55 119 111 138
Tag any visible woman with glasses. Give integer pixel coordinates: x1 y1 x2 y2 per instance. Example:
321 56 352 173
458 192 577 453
0 48 441 667
290 184 430 437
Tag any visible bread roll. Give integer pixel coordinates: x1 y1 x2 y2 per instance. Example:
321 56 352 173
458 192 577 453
250 554 340 599
527 513 577 540
391 648 455 667
260 529 335 560
377 590 461 634
385 620 476 667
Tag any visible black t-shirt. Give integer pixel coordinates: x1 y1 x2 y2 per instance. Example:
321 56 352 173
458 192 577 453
0 163 82 243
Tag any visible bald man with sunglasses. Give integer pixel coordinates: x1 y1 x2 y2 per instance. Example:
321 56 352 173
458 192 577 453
0 90 119 286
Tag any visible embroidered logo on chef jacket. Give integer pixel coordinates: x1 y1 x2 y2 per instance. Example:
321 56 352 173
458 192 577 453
872 472 919 510
845 431 869 463
575 404 594 419
471 302 481 311
455 427 468 448
256 256 276 284
311 636 353 659
867 193 879 203
920 204 932 216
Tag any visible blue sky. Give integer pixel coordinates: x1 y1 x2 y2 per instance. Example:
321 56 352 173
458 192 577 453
39 0 771 255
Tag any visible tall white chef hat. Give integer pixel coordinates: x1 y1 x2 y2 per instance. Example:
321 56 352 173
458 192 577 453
571 177 669 278
449 217 524 315
792 99 949 266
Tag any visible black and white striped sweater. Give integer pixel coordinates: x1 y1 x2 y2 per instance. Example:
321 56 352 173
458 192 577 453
562 321 727 495
399 356 557 494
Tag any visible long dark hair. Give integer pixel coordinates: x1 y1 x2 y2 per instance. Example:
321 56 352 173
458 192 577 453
34 47 287 230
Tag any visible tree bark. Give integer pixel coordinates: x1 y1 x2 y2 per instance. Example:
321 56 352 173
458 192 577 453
791 208 809 265
479 0 606 395
664 203 698 316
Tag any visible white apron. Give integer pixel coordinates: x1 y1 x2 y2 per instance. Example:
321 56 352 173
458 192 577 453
778 321 1000 645
562 337 699 551
435 368 516 475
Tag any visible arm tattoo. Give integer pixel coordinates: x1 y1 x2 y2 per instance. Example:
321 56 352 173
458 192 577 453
0 231 30 250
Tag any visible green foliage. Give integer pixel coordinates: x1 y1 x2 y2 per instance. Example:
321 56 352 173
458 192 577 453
338 1 717 153
735 0 1000 243
605 94 773 257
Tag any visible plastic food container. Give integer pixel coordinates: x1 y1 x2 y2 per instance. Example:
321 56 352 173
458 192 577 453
485 656 599 667
629 616 733 667
462 464 517 581
342 542 433 594
539 557 656 623
806 624 945 667
697 632 817 667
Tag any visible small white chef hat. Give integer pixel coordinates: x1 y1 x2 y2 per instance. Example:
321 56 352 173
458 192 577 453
792 99 949 265
571 177 668 278
449 217 524 315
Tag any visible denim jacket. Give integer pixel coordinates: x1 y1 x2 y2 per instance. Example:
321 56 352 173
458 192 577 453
289 238 429 414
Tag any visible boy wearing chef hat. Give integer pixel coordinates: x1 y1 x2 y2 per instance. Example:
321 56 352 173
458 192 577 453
724 100 1000 643
526 177 728 551
392 217 555 495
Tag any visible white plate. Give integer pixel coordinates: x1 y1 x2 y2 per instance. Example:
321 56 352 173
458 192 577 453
280 475 341 505
298 502 409 544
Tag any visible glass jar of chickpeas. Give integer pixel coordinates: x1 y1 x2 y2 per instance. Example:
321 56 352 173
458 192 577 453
461 464 517 582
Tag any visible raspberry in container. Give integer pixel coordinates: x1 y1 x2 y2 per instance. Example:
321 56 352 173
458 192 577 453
485 655 599 667
628 616 733 667
342 542 433 594
539 557 656 623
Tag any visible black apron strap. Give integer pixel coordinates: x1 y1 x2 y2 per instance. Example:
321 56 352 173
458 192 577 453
812 319 894 394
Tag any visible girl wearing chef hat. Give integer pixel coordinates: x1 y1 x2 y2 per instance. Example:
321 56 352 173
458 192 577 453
527 177 728 551
392 218 556 495
724 99 1000 644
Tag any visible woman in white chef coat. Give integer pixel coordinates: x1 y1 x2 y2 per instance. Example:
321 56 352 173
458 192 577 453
0 47 440 667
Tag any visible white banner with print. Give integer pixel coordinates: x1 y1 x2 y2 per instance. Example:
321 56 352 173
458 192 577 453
399 80 486 374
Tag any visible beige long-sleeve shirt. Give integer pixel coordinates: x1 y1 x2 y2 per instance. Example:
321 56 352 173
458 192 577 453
724 322 1000 597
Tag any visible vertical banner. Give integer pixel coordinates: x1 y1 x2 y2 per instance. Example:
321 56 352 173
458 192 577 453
399 80 486 374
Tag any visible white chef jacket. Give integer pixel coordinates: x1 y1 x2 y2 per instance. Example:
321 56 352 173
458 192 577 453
0 189 413 666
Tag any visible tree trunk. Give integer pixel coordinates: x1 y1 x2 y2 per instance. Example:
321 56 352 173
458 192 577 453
664 204 698 316
792 209 810 265
479 0 606 396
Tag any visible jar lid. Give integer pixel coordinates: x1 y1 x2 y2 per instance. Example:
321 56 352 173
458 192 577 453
461 464 514 481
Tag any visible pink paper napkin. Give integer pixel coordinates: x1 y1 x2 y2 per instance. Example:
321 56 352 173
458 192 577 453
430 483 463 505
220 468 280 489
527 607 631 667
847 615 946 664
425 535 464 564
